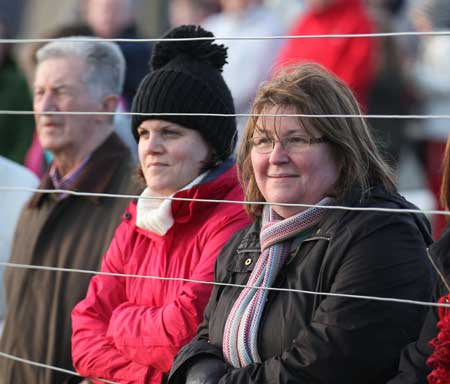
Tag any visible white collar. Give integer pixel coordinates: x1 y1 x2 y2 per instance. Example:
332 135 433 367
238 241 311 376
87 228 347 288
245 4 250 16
136 172 207 235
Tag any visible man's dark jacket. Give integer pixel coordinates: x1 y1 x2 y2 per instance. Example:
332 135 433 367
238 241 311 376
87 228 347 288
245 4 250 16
0 133 139 383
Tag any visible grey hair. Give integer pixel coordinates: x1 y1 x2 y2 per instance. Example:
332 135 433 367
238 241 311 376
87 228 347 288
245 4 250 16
36 36 126 99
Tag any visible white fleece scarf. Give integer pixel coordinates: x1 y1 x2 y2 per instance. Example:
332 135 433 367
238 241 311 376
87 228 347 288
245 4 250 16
136 172 208 235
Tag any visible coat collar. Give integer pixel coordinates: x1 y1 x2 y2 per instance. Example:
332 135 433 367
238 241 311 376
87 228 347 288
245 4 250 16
29 133 131 208
170 158 239 223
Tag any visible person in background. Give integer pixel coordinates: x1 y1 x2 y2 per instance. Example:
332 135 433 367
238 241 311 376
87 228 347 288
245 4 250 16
203 0 285 136
23 23 95 178
0 37 138 383
168 63 433 384
387 135 450 384
274 0 378 108
0 156 38 332
169 0 220 27
365 0 409 170
409 0 450 240
0 17 34 164
81 0 152 109
71 25 250 384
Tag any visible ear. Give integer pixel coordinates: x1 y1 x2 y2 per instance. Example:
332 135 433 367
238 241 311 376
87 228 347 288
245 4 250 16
102 95 119 113
96 95 119 124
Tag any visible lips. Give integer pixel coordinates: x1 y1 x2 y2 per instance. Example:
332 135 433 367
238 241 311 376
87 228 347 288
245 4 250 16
268 174 297 178
147 163 169 168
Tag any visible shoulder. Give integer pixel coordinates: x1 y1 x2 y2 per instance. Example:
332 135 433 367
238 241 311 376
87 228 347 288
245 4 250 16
325 188 432 247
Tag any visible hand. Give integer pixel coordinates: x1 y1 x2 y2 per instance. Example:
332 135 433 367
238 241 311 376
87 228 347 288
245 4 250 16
185 357 228 384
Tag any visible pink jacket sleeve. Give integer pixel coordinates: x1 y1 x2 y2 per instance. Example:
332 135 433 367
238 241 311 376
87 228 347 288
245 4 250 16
71 226 153 384
106 214 249 373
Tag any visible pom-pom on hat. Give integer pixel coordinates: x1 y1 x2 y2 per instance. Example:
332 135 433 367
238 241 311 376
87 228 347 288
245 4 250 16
131 25 236 162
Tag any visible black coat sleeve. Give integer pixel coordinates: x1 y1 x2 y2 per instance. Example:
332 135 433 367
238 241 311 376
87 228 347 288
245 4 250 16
387 283 442 384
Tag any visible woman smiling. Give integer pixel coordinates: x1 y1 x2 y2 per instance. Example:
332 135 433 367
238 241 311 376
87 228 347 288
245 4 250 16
168 64 434 384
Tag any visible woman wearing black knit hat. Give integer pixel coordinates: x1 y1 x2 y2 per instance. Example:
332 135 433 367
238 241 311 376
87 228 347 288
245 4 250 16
71 25 250 384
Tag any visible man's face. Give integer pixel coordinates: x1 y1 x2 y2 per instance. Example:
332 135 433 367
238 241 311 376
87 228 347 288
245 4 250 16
33 56 103 157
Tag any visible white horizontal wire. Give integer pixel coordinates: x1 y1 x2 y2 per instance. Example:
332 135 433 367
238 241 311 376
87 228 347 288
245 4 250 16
0 261 448 309
3 110 450 119
1 30 450 44
0 351 119 384
1 186 449 216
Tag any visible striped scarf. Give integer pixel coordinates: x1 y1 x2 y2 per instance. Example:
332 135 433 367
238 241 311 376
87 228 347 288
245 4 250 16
223 197 332 368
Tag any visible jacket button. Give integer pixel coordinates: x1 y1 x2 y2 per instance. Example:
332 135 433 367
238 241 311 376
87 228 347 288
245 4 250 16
124 212 132 220
244 258 252 266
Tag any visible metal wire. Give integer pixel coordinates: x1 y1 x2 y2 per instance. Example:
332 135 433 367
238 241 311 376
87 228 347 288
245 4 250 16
1 261 449 309
3 110 450 119
0 352 119 384
0 186 448 216
1 30 450 44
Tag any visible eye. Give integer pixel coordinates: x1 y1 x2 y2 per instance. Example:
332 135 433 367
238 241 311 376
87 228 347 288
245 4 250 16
34 88 45 97
161 128 182 138
252 137 271 146
285 136 309 145
137 128 149 138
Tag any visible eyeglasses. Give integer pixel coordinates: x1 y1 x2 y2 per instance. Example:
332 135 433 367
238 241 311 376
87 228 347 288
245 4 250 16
250 135 327 154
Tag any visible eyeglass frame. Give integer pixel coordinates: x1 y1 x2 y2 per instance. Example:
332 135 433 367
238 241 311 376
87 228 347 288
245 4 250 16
249 135 328 154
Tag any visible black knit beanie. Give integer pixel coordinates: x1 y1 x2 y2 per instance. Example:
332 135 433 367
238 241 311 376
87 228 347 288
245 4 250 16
131 25 237 162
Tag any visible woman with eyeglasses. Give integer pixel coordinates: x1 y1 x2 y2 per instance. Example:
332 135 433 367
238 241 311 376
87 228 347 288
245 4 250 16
168 63 434 384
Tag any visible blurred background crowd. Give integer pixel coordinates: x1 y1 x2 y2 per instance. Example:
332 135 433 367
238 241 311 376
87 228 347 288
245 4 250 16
0 0 449 238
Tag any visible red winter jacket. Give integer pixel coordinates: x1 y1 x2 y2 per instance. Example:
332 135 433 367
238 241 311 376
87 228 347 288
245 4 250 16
274 0 377 107
71 163 250 384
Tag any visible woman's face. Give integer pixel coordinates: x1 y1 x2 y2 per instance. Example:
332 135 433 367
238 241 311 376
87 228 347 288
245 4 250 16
250 105 339 218
137 120 209 196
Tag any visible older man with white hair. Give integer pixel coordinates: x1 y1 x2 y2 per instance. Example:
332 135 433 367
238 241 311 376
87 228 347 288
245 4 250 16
0 37 138 383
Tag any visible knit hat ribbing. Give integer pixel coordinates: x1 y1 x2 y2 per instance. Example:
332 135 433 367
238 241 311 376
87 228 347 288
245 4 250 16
131 25 237 162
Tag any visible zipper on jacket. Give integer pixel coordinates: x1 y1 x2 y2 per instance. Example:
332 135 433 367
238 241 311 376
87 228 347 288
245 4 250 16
427 247 450 293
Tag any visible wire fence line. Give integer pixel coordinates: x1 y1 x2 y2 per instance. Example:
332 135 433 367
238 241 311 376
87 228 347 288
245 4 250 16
0 352 119 384
1 30 450 44
0 261 448 309
0 186 449 216
4 110 450 120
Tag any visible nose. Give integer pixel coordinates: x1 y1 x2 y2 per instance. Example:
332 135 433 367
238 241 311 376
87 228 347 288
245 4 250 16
34 91 57 114
268 141 289 164
144 132 164 154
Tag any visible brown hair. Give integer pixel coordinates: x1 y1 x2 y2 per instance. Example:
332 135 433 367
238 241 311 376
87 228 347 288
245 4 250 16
440 135 450 214
237 63 396 218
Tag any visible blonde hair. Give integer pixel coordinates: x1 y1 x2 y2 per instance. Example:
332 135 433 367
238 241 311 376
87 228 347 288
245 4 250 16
237 63 395 218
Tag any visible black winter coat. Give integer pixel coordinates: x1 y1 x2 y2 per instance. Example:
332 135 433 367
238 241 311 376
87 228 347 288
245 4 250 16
169 188 434 384
387 225 450 384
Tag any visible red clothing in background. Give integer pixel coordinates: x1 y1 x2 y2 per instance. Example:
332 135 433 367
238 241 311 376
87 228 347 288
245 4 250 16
275 0 378 107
